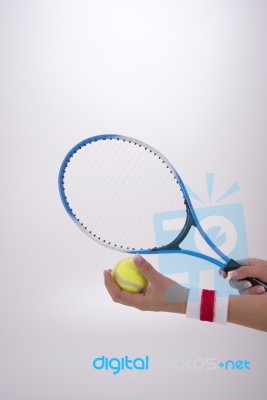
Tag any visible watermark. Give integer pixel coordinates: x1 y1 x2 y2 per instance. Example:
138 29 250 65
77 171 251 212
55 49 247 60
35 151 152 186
154 173 248 291
91 355 251 374
152 357 251 371
92 355 149 375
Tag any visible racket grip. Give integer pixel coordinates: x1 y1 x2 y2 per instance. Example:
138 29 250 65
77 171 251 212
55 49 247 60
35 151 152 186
224 259 267 290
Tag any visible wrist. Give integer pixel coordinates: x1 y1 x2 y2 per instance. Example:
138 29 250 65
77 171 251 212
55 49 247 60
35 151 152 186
186 288 229 324
164 284 189 314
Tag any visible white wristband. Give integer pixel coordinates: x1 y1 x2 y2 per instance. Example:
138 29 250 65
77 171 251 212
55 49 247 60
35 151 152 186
186 288 229 324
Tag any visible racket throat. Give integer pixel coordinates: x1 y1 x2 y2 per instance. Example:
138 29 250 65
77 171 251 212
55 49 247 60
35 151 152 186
154 209 196 251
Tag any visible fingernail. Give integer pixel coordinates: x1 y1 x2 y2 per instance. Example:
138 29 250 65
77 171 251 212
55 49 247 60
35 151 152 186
134 254 144 265
243 282 252 289
228 271 238 279
256 286 266 294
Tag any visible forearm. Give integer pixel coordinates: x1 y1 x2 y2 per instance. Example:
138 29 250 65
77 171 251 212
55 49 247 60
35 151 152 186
227 294 267 332
104 255 267 332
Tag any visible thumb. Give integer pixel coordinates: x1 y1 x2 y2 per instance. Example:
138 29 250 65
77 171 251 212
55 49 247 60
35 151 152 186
228 265 259 280
133 254 161 283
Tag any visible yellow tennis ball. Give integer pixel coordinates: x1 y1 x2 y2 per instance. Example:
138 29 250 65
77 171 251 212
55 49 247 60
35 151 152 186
112 258 148 293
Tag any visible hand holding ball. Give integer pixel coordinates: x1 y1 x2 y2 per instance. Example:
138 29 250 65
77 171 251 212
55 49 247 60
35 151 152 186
112 258 148 293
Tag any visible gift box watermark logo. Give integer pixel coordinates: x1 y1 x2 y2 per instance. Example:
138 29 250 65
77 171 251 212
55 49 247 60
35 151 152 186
154 173 249 291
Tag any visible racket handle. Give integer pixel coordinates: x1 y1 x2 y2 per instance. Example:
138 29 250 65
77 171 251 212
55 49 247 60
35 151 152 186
224 259 267 290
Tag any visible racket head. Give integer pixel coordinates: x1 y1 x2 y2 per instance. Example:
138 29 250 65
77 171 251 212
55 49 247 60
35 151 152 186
58 134 193 253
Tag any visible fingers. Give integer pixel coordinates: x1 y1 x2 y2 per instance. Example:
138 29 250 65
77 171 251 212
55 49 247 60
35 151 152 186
229 278 252 291
236 258 263 266
133 254 161 283
219 258 267 295
104 256 193 313
103 269 146 309
219 263 267 295
226 272 264 292
228 278 266 294
227 266 252 280
103 254 160 310
240 286 267 295
227 265 264 280
220 259 264 280
219 269 227 279
235 258 251 266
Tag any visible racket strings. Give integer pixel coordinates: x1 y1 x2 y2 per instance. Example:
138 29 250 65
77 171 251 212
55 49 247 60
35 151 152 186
101 146 184 248
64 140 144 236
108 155 160 249
89 144 158 245
103 149 167 244
66 140 124 215
119 165 180 249
62 137 187 250
75 144 122 222
67 140 153 232
86 142 152 235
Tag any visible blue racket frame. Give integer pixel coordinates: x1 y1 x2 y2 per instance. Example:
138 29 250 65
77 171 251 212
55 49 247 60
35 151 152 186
58 134 266 289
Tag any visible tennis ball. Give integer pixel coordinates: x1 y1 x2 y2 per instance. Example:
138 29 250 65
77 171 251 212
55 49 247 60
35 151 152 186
112 258 148 293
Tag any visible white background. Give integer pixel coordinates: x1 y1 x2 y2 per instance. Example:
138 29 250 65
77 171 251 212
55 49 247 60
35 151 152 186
0 1 266 399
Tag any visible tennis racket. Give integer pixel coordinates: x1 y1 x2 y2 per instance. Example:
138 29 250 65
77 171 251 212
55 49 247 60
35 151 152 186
58 134 266 290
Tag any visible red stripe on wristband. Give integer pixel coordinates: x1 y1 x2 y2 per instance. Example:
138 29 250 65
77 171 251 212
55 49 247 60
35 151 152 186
200 289 215 322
